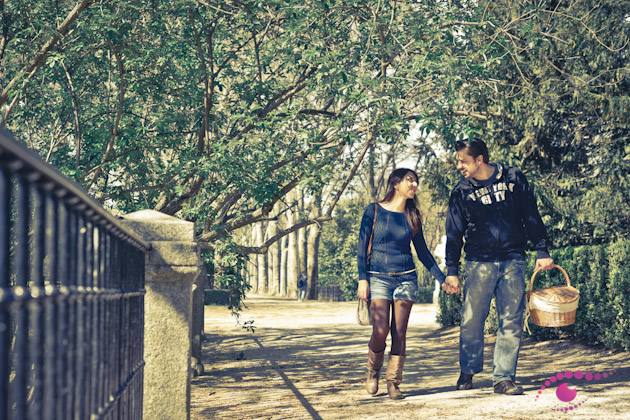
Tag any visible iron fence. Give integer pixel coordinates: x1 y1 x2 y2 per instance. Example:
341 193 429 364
317 285 343 302
0 127 150 419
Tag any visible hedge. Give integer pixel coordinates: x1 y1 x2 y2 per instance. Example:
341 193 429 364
417 286 435 304
437 238 630 351
204 289 231 305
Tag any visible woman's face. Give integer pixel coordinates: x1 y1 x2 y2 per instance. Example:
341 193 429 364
394 172 418 199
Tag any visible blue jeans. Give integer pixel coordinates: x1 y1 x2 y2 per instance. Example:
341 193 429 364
460 259 526 385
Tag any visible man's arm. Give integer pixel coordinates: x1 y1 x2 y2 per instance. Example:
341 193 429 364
445 190 466 277
517 170 554 270
517 170 551 259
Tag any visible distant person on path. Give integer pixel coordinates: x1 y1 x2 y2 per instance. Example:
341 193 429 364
444 138 554 395
357 168 453 400
297 272 307 302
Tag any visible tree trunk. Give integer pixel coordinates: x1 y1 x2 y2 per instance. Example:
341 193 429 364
306 224 321 300
297 186 307 279
268 241 277 295
279 234 288 296
286 192 298 298
267 218 280 295
249 226 259 293
368 141 377 202
306 192 322 300
255 222 268 294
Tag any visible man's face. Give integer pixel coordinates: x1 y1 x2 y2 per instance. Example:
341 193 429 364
455 149 484 179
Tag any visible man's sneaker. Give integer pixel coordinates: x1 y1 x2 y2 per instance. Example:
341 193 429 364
456 372 473 390
493 380 524 395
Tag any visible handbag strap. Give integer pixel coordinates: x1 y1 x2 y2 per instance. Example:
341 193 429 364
367 202 378 262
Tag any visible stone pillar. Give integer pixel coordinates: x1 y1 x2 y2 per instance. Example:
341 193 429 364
191 264 206 377
121 210 201 420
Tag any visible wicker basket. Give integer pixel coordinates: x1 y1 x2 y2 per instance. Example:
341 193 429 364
526 264 579 327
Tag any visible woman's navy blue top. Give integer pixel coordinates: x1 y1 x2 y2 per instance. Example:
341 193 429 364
357 203 446 284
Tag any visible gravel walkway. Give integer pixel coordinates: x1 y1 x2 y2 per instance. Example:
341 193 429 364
191 295 630 420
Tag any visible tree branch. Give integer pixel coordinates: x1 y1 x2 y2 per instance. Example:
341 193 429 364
199 175 302 243
200 216 333 253
61 60 82 167
325 133 373 217
0 0 92 109
86 39 125 192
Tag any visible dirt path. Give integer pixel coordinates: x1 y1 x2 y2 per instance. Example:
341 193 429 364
191 295 630 420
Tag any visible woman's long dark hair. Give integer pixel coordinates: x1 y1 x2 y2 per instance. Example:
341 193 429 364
380 168 422 235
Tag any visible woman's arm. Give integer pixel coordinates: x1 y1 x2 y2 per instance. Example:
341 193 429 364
411 224 446 284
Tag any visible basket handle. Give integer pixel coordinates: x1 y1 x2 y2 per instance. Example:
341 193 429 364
528 264 571 293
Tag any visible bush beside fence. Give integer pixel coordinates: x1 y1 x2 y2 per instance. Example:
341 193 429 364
437 238 630 351
204 289 231 305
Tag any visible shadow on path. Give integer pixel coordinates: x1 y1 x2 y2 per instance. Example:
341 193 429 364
252 336 324 420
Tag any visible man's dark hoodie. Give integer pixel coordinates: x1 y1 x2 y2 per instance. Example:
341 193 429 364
445 163 551 277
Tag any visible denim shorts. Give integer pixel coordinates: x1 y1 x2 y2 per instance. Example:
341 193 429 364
368 271 418 301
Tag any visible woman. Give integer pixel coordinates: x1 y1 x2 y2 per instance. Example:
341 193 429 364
357 168 446 399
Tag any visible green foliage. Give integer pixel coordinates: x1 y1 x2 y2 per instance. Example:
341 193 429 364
416 286 434 305
423 0 630 248
571 244 609 345
603 240 630 350
210 242 251 320
2 0 628 317
484 299 498 336
437 263 465 326
319 199 363 301
204 290 231 305
437 287 463 327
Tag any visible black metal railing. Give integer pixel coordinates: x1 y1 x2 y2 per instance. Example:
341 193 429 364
0 127 150 420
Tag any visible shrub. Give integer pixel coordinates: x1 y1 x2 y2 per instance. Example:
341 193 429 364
204 289 231 305
437 266 465 327
572 244 609 345
484 299 498 335
416 285 435 304
603 240 630 350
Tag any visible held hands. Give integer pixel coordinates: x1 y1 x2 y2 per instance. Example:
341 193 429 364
357 280 370 302
535 257 555 272
442 276 461 294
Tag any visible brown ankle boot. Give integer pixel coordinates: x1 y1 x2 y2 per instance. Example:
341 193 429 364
386 354 406 400
365 349 385 395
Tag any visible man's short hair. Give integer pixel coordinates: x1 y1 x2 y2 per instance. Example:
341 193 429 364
455 138 489 164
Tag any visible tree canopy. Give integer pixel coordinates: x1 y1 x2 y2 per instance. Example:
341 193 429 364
1 0 628 255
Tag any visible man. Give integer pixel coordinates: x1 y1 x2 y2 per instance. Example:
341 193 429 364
297 272 307 302
443 139 554 395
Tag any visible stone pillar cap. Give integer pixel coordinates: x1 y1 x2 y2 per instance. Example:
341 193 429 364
121 210 195 242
